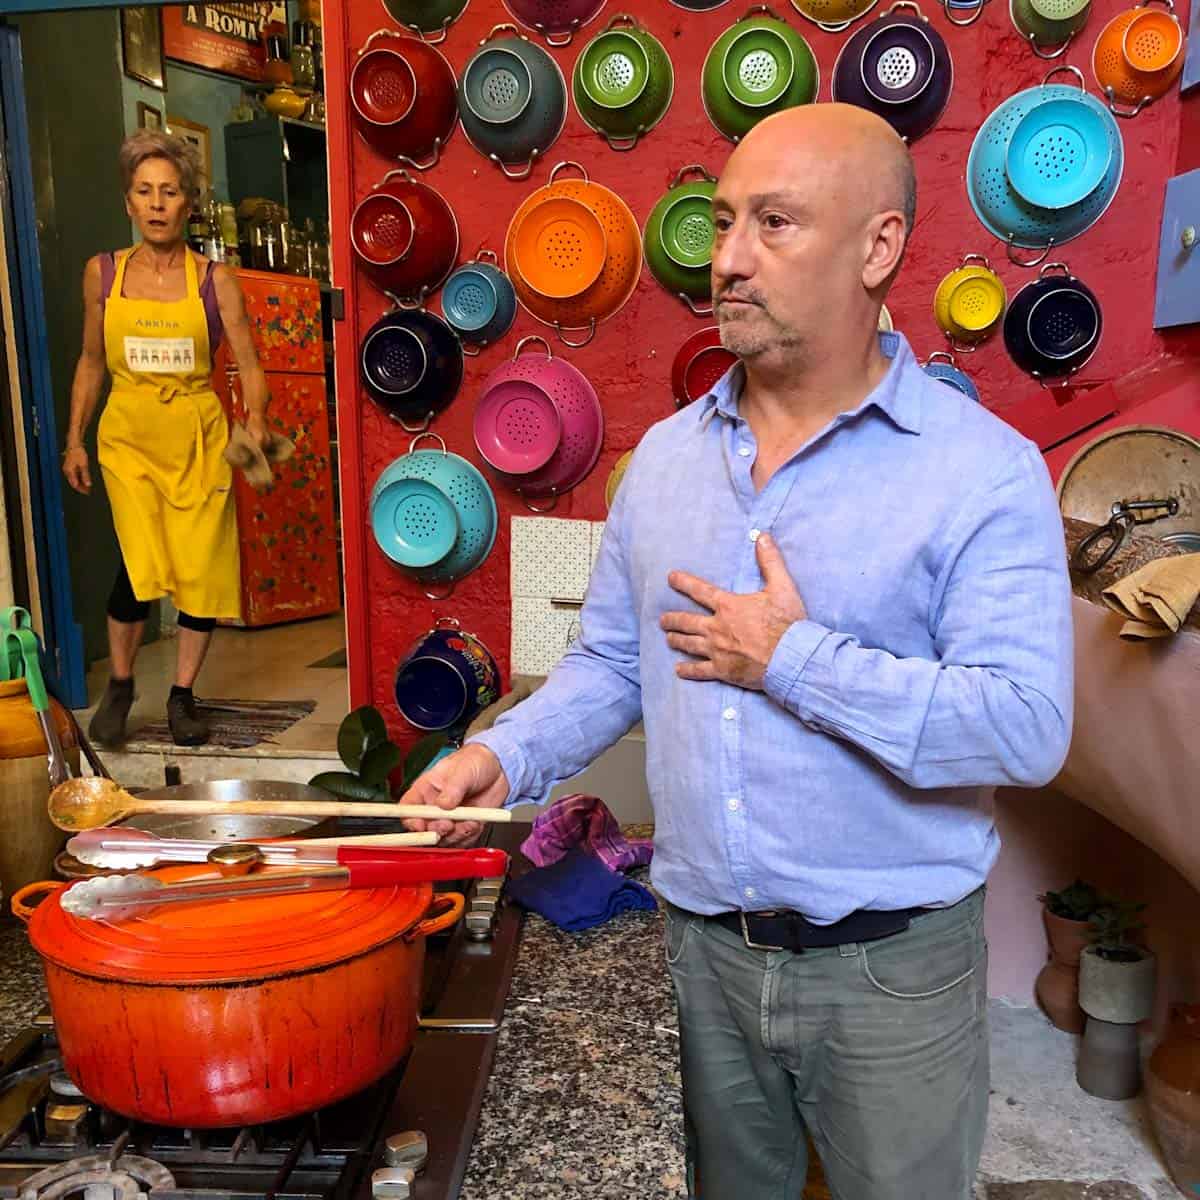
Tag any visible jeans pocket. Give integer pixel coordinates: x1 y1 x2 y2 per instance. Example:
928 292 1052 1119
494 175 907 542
664 903 696 966
860 898 986 1001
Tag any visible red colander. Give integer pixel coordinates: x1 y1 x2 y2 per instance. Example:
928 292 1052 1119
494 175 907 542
350 31 457 169
671 326 739 408
482 336 604 508
502 0 608 44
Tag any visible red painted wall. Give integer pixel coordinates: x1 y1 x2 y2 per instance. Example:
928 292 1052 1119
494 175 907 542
323 0 1193 742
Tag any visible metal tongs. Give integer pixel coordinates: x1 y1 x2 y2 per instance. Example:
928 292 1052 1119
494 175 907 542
1070 497 1180 575
60 846 509 922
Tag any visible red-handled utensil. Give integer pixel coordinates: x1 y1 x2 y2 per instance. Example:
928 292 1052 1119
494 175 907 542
60 847 508 922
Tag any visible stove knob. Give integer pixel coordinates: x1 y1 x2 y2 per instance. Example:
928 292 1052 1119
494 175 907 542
384 1130 428 1172
371 1167 415 1199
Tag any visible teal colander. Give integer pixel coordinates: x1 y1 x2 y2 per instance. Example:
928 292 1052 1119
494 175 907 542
643 164 718 314
372 434 498 598
573 15 676 150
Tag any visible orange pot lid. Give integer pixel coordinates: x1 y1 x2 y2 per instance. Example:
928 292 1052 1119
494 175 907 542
27 864 433 985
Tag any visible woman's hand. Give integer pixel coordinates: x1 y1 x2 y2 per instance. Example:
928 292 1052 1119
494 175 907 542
245 413 270 450
62 446 92 495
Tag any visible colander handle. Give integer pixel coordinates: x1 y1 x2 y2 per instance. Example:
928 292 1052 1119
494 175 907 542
549 161 591 187
1040 64 1085 90
423 581 457 600
942 0 984 26
397 138 444 173
397 412 434 434
474 249 500 267
514 334 553 361
1005 234 1053 269
522 489 559 514
408 432 449 456
681 293 715 317
742 4 783 20
1103 86 1152 119
462 342 482 357
435 617 462 630
944 332 978 354
926 350 957 366
384 288 430 311
960 252 992 270
556 320 597 349
543 28 576 46
671 164 718 188
1026 31 1074 59
359 28 400 53
416 17 453 44
481 23 523 44
606 130 644 152
1135 0 1173 12
380 167 417 186
883 0 928 21
491 152 537 181
818 17 853 31
603 13 641 30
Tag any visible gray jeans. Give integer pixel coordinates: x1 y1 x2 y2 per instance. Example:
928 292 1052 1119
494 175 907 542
664 888 989 1200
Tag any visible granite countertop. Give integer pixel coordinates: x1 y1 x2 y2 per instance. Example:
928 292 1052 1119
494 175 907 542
0 881 688 1200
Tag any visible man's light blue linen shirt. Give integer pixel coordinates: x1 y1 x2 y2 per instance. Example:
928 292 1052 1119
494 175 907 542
470 332 1074 923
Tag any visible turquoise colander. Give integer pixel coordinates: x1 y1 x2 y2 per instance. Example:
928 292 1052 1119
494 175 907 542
966 66 1123 262
373 434 498 597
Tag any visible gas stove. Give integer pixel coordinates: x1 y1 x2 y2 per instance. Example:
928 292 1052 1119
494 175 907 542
0 824 529 1200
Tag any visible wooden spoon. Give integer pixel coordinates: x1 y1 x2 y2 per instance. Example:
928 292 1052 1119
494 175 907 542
48 777 512 833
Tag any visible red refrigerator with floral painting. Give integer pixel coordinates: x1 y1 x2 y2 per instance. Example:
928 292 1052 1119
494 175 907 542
214 269 339 628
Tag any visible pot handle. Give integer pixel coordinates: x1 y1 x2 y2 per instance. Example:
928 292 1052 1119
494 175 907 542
1041 64 1086 90
549 161 590 187
556 319 597 349
681 293 715 317
1006 234 1053 269
670 163 718 188
491 152 538 181
406 891 466 941
1027 30 1073 59
11 881 65 924
1103 86 1152 119
398 138 444 173
942 0 985 26
514 334 553 361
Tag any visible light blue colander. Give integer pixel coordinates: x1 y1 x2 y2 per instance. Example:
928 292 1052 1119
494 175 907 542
1005 97 1112 210
373 434 498 596
440 250 517 351
966 69 1123 255
922 351 981 403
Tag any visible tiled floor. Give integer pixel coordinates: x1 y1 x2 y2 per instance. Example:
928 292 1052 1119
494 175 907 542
81 613 347 756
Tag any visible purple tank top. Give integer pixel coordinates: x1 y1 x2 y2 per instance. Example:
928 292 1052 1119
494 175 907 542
100 251 224 355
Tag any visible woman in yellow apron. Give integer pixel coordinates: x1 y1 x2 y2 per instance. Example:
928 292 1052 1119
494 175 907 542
61 130 269 747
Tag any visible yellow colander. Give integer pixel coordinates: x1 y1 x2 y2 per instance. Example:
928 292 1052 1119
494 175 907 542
933 254 1007 349
790 0 879 33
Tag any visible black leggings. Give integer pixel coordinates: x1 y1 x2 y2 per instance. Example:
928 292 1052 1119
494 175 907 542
107 563 217 633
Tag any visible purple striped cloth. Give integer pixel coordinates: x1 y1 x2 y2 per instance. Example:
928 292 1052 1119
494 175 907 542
520 794 653 874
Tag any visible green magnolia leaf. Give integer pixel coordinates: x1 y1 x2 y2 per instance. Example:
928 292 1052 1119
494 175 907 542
337 705 389 772
360 741 402 789
402 732 451 789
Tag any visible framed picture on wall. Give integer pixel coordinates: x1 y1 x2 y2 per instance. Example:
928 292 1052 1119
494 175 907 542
137 103 163 132
120 7 166 91
162 2 287 84
166 116 212 197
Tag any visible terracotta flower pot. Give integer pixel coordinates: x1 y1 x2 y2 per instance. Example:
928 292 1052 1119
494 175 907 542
1035 907 1092 1033
1146 1003 1200 1197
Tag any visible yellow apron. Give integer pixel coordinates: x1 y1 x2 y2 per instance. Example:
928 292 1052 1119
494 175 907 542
98 249 240 619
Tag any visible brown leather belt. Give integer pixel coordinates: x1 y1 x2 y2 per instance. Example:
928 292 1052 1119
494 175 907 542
708 904 936 952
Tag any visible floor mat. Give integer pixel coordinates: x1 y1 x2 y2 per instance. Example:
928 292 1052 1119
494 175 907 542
127 698 317 750
307 647 348 669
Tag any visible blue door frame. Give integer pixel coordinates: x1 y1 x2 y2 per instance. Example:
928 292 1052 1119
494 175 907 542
0 22 86 705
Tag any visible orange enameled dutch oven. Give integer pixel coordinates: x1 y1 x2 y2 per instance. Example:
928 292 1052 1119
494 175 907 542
12 865 464 1127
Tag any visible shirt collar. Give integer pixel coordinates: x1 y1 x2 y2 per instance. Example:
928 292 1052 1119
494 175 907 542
697 330 924 436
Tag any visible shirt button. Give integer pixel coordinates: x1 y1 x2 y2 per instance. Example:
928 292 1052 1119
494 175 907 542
748 528 761 543
744 887 756 900
722 707 737 721
737 446 751 458
727 797 740 812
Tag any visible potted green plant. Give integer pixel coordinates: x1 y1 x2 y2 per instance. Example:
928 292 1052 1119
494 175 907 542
308 706 401 800
1035 879 1103 1033
1077 897 1157 1100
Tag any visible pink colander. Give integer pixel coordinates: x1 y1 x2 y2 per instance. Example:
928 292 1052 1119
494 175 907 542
481 335 604 508
473 375 563 475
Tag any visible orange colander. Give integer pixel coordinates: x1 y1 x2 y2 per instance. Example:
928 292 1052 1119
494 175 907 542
504 161 643 347
511 195 608 299
1092 0 1185 116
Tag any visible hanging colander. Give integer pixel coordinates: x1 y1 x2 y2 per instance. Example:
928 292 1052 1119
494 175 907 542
382 0 470 42
473 362 563 475
966 66 1124 263
604 450 634 510
1005 97 1113 209
504 161 643 348
458 26 568 180
371 478 461 569
351 170 459 301
360 307 464 431
350 31 456 170
921 351 981 402
573 14 675 151
932 254 1007 349
789 0 878 33
644 165 718 316
440 250 517 355
502 0 607 44
511 195 609 298
371 435 498 598
832 1 952 143
671 326 739 408
701 8 819 143
480 337 604 509
1092 0 1185 117
1011 0 1092 60
1003 262 1102 381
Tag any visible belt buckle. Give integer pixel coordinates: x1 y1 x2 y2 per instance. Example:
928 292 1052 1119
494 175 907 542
739 911 787 952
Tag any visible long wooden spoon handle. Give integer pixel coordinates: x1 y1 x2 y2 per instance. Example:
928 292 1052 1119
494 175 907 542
125 798 512 823
297 832 440 847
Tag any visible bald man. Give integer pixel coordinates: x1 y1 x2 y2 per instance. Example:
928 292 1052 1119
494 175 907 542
403 105 1073 1198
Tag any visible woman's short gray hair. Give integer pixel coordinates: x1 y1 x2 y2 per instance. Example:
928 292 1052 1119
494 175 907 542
118 130 202 202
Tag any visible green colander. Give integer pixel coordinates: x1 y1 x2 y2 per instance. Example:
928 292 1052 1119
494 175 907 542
572 15 676 150
1010 0 1091 57
702 7 820 142
643 164 717 314
381 0 470 42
